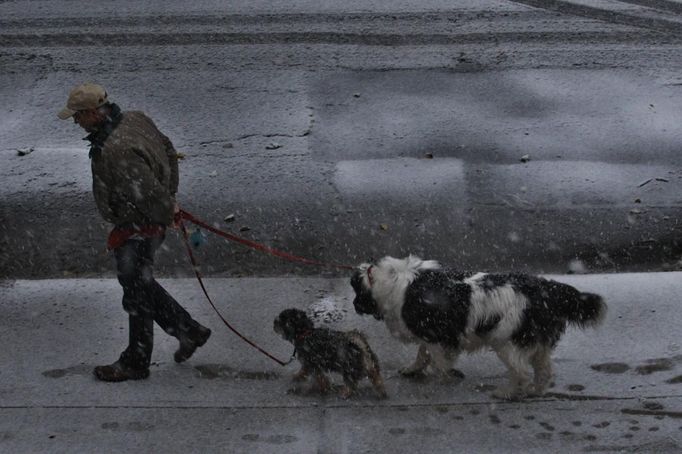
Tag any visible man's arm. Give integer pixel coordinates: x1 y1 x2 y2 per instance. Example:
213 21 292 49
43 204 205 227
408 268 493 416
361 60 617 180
160 134 179 197
92 172 117 223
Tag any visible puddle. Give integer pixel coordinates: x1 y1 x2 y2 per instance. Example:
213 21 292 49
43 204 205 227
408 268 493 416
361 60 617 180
590 363 630 374
642 401 664 411
194 364 280 380
566 384 585 392
43 369 68 378
42 365 91 378
126 422 155 432
544 392 618 401
592 421 610 429
635 358 674 375
584 440 680 452
241 434 298 444
101 422 154 432
414 427 445 436
666 375 682 384
265 435 298 444
540 422 555 431
621 408 682 419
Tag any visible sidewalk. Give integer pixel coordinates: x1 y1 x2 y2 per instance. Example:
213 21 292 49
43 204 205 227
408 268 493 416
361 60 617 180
1 273 681 453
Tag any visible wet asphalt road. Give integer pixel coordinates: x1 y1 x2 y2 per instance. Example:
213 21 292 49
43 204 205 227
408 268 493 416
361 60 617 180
1 0 681 278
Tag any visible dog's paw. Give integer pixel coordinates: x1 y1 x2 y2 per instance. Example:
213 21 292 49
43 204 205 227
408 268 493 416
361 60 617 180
291 370 309 382
399 367 428 379
338 386 354 400
447 368 465 380
525 384 547 397
286 386 304 395
375 388 389 400
431 368 465 383
312 384 332 395
492 386 526 401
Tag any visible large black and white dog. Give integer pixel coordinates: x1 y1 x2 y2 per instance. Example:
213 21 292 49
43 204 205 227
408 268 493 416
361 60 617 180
351 255 607 400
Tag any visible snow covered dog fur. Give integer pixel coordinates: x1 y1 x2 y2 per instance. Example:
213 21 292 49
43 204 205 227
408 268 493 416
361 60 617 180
274 309 387 399
350 256 607 400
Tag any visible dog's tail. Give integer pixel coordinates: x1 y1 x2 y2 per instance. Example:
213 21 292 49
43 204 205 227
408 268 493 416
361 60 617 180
564 290 607 329
348 330 387 398
348 330 382 373
538 278 607 328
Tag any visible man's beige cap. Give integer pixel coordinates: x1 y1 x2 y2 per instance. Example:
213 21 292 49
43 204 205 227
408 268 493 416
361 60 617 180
57 83 108 120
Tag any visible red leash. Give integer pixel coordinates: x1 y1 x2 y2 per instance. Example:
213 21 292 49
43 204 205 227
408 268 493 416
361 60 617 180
178 210 354 271
179 219 295 366
177 209 354 366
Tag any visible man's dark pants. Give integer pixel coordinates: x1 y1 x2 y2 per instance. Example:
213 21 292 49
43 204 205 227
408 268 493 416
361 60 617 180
114 235 200 369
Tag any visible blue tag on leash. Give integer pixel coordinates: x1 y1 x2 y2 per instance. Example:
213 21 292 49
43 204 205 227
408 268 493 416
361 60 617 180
189 228 207 248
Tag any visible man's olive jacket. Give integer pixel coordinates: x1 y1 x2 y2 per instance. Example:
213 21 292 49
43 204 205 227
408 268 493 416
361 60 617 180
90 111 179 226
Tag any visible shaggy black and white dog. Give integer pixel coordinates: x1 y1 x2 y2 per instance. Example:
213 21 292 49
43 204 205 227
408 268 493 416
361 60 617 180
274 308 387 399
351 256 607 400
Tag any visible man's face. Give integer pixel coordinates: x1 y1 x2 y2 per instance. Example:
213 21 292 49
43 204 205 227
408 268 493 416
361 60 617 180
73 108 104 132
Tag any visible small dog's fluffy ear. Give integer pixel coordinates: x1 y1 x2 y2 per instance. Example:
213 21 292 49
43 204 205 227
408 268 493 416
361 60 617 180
278 308 313 340
290 309 313 330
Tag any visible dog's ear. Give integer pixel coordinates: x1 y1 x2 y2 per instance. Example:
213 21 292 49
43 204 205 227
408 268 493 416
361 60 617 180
350 268 364 291
282 309 313 337
295 310 314 331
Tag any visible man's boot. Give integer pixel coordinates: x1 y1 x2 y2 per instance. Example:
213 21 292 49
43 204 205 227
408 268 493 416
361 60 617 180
174 325 211 363
93 360 150 382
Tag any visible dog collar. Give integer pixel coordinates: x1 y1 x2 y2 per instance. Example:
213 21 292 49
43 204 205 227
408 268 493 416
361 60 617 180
367 265 374 287
296 330 313 342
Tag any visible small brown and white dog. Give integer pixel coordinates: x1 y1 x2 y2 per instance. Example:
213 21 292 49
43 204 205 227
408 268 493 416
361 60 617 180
274 308 387 399
351 256 607 400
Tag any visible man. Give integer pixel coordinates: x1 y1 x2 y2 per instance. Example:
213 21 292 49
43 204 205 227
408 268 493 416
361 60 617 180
58 83 211 382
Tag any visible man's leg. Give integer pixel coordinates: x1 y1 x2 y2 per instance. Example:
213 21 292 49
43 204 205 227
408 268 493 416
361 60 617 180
94 238 154 381
119 315 154 369
146 278 211 363
139 236 210 363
